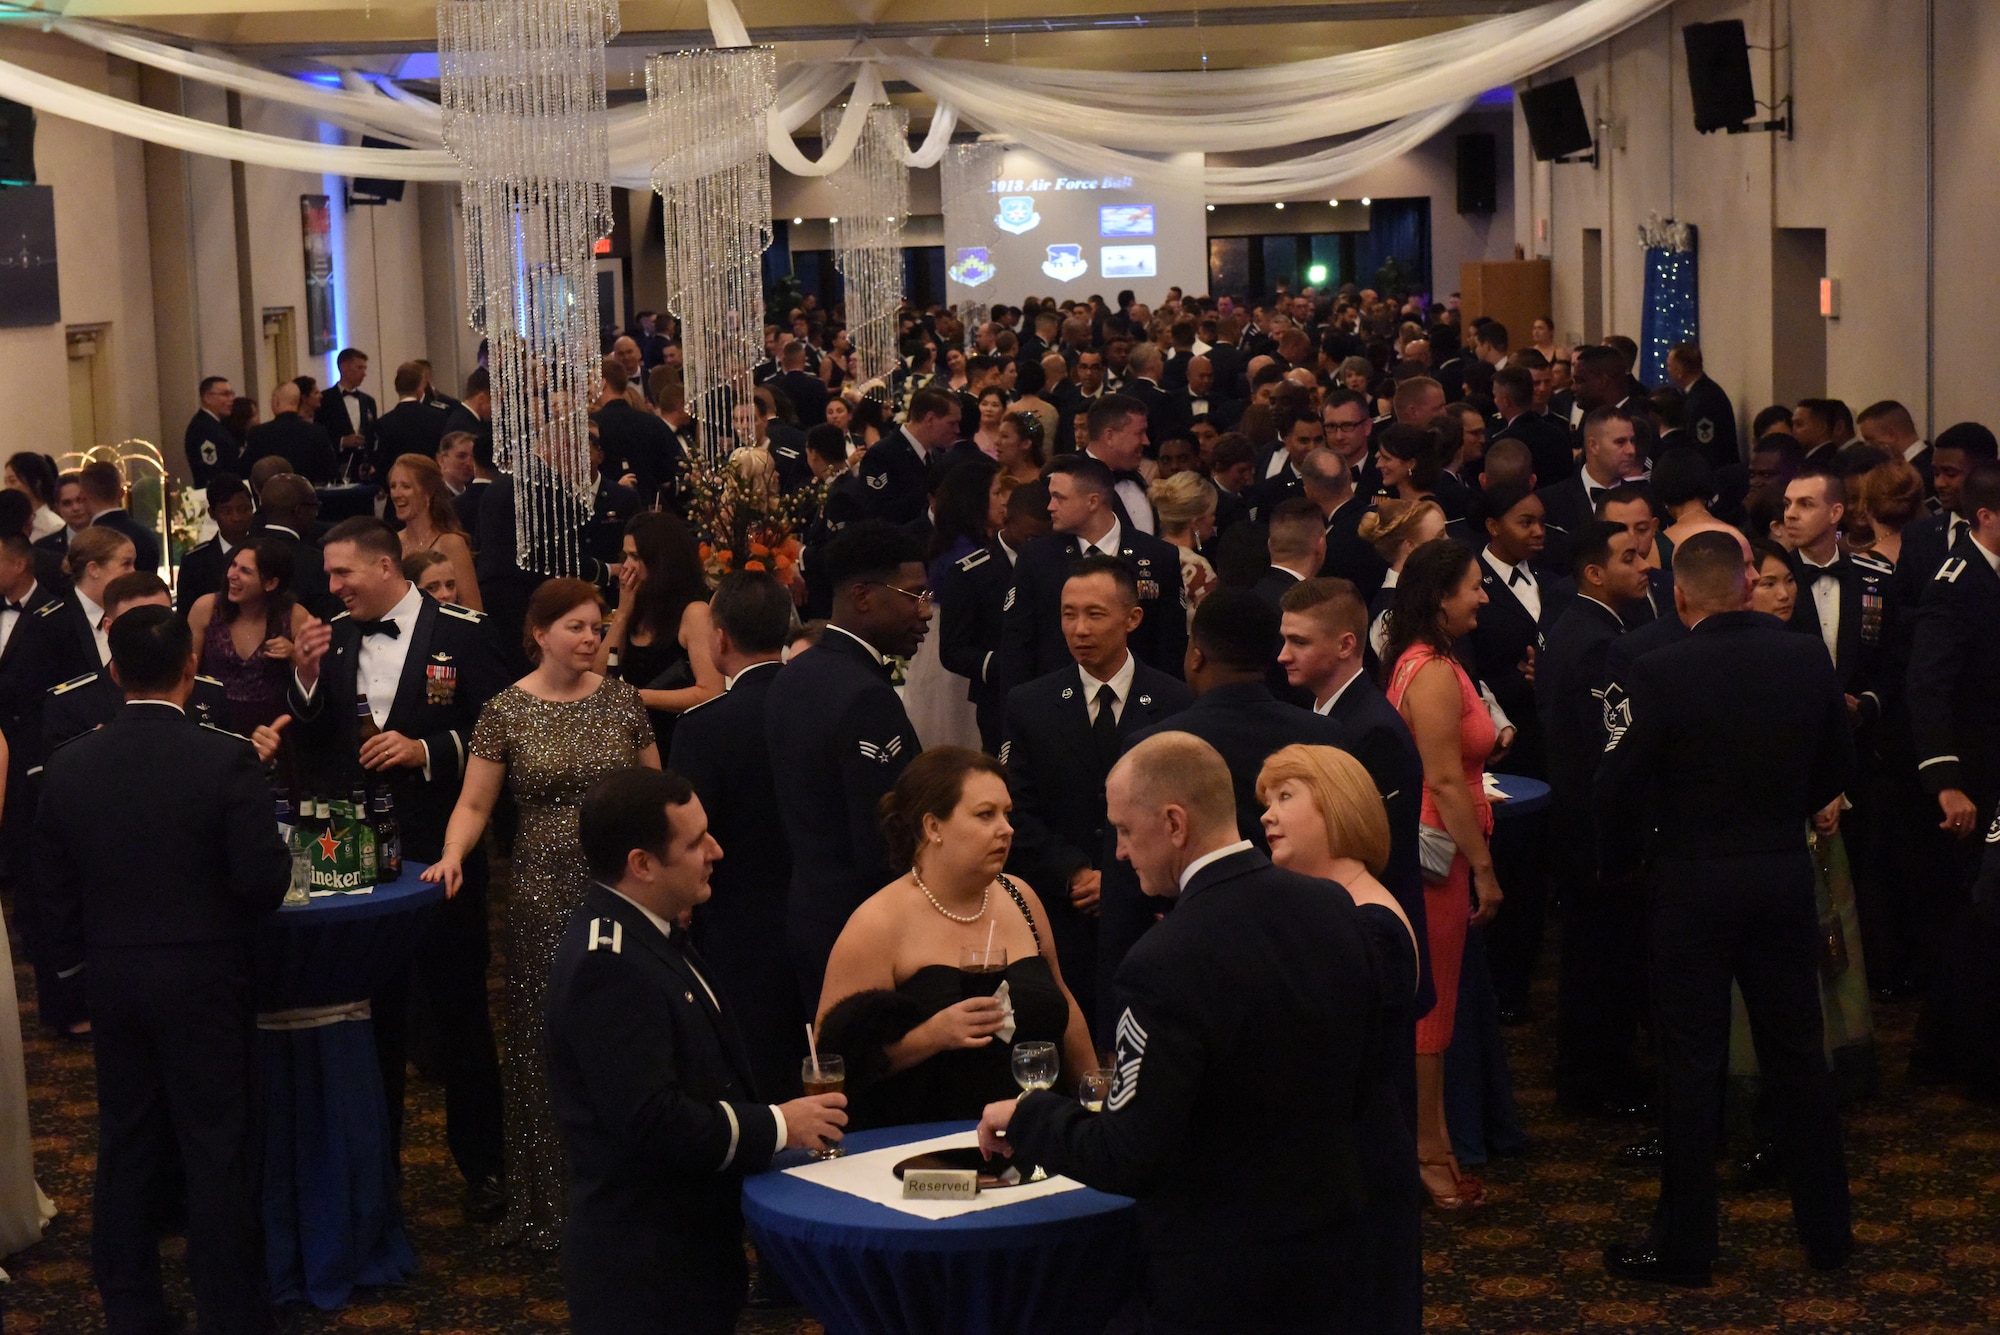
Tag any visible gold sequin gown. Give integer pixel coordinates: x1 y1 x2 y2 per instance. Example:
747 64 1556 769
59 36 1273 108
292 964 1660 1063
469 677 655 1250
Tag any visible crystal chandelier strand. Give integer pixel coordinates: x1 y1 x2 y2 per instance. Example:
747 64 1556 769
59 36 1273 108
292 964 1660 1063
941 138 1004 346
824 104 908 400
438 0 619 576
646 46 776 467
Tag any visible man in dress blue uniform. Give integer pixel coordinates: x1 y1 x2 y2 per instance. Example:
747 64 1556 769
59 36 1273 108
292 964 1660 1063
1596 530 1853 1285
184 376 241 485
1664 343 1738 471
1002 556 1193 1031
857 386 962 528
175 475 256 615
935 482 1049 754
766 521 929 1012
1538 406 1637 573
979 733 1391 1333
37 605 291 1334
997 455 1186 695
244 381 341 486
288 516 508 1220
669 572 808 1100
549 769 847 1335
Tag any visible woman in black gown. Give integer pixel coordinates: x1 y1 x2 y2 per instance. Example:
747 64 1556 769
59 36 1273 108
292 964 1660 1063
599 511 723 754
816 747 1096 1129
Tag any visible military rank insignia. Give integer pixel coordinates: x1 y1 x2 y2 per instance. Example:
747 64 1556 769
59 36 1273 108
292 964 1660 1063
1136 579 1160 600
426 655 458 705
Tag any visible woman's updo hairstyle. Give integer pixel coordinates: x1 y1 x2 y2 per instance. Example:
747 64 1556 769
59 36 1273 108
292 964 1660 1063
879 744 1010 869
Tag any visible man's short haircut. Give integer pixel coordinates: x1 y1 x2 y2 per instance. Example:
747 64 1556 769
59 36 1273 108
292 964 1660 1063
1958 460 2000 521
1935 421 2000 462
1480 438 1533 489
104 571 171 617
336 347 368 368
1113 732 1237 836
1649 385 1687 430
1574 344 1625 381
466 366 491 396
1278 398 1322 436
1006 478 1049 522
1751 404 1793 437
1594 483 1657 519
1796 397 1853 435
393 361 424 397
199 375 229 395
1581 404 1634 442
1248 362 1286 391
1857 400 1915 434
78 461 124 506
1667 341 1704 375
805 423 848 466
1390 377 1442 416
1280 576 1367 640
1569 518 1629 584
0 489 28 540
1791 463 1846 509
1322 387 1368 417
821 519 923 594
1491 365 1534 408
1210 432 1257 472
709 571 796 655
1672 528 1748 605
1044 453 1117 500
906 385 960 424
578 767 697 883
321 516 403 564
1475 321 1509 352
1190 586 1281 671
1604 335 1639 370
1086 393 1146 443
1267 497 1325 561
1753 434 1806 469
65 526 132 579
600 357 630 394
1065 552 1139 607
108 605 192 694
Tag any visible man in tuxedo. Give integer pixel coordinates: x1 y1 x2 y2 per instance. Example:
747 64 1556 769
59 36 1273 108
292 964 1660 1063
1492 366 1574 486
998 455 1186 694
857 386 961 529
373 360 449 473
936 481 1050 754
288 517 507 1221
979 732 1391 1333
243 381 339 485
1300 447 1387 598
175 476 256 615
594 358 683 512
765 522 929 1010
254 474 335 618
1277 576 1432 1015
550 769 847 1335
1002 556 1194 1027
1177 355 1228 431
1537 519 1653 1120
1246 400 1328 524
77 462 159 576
185 376 241 485
36 605 291 1334
441 367 493 462
1539 406 1637 571
1596 531 1853 1285
1123 343 1189 456
669 573 810 1103
1790 399 1854 467
773 340 829 427
1081 393 1158 535
316 347 379 482
1665 343 1738 470
1857 400 1930 496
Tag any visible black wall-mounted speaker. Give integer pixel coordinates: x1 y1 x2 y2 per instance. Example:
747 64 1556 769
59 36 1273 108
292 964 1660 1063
1520 78 1594 161
1456 133 1497 214
1683 20 1758 133
0 99 36 186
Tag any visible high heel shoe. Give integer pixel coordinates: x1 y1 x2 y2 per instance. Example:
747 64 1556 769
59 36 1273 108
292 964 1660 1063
1419 1156 1485 1211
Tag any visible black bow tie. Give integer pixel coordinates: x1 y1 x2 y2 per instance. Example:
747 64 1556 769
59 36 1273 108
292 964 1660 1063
356 618 401 640
1509 566 1530 588
1111 468 1146 489
1 601 22 614
1797 560 1848 588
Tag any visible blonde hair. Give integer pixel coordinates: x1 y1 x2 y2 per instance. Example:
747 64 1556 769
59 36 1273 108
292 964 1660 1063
390 453 466 537
1150 468 1218 535
1357 497 1444 565
1853 457 1925 532
1255 744 1391 875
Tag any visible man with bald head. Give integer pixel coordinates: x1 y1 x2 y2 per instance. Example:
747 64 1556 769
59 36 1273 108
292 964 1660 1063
1596 528 1854 1286
978 732 1395 1333
255 474 335 616
243 381 338 485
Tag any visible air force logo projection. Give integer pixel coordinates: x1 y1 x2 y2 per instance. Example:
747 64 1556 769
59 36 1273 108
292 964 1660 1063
948 246 995 287
996 195 1041 234
1042 243 1088 283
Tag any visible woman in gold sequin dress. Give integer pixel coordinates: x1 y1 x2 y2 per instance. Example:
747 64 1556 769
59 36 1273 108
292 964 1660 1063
424 577 659 1249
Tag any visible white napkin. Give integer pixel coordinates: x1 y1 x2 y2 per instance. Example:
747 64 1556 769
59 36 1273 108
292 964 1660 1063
1483 772 1508 803
992 979 1017 1043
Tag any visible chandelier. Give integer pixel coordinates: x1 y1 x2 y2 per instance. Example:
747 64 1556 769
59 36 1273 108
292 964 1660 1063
438 0 619 575
941 138 1005 345
824 104 908 400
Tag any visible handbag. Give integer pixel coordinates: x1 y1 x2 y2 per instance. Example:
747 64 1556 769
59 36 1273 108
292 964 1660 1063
1417 823 1458 884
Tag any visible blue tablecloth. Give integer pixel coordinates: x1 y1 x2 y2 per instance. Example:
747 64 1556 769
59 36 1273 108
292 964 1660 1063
1489 772 1551 817
255 864 439 1310
743 1121 1137 1335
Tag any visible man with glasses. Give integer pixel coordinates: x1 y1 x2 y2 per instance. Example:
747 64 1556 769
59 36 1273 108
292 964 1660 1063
1319 388 1376 491
766 521 930 1009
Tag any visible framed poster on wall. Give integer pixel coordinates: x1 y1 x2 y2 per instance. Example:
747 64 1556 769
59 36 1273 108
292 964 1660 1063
0 185 60 328
300 194 336 356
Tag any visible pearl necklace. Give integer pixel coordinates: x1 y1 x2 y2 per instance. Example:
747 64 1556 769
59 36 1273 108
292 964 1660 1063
911 864 988 923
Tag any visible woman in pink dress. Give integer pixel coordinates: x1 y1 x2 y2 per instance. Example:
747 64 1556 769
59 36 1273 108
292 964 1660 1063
1383 537 1502 1212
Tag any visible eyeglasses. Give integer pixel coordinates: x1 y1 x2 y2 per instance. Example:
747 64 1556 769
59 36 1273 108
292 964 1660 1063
1324 418 1370 433
875 582 934 609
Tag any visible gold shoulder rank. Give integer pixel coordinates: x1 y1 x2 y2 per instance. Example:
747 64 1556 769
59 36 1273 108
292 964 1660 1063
48 672 98 696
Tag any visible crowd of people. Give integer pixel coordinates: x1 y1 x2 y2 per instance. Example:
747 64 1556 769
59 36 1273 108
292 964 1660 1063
4 279 1999 1333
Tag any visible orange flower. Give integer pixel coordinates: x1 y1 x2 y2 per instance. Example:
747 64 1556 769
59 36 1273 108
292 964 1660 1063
698 542 712 559
749 542 771 559
717 549 733 565
744 560 767 572
773 550 795 571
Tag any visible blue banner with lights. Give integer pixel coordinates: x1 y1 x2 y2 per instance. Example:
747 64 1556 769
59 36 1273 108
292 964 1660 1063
1638 222 1697 388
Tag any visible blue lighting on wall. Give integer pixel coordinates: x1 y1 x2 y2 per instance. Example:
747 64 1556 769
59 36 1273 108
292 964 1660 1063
318 119 349 379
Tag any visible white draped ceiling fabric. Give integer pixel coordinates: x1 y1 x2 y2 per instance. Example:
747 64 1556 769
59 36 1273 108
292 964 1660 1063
0 0 1673 201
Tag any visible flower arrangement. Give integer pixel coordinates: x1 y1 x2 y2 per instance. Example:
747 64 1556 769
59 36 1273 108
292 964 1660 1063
683 447 829 589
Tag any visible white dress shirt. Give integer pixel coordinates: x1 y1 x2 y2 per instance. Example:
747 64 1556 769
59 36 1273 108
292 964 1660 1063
1312 666 1364 716
1480 547 1542 622
1079 651 1137 727
0 580 36 659
824 623 887 666
1179 839 1255 893
78 590 109 665
598 882 788 1163
1082 517 1124 560
355 583 425 729
1798 550 1842 665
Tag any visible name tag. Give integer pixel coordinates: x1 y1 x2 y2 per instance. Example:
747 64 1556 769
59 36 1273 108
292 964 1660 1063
901 1169 980 1199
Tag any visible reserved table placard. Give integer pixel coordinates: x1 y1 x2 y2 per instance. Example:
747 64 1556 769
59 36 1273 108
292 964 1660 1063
783 1131 1084 1220
901 1168 980 1199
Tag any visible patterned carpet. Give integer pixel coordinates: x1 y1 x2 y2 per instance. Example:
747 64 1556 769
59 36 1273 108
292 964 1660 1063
4 872 1998 1334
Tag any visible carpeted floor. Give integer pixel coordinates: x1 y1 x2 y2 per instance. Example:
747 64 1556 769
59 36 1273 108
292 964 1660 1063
5 873 1998 1333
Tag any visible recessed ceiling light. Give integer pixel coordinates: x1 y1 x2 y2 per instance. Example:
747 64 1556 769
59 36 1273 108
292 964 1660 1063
1205 204 1214 211
1360 197 1371 206
792 216 803 224
1328 199 1339 206
829 216 839 222
1274 201 1285 210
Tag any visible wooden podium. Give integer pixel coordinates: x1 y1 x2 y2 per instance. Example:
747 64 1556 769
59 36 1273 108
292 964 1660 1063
1460 260 1552 344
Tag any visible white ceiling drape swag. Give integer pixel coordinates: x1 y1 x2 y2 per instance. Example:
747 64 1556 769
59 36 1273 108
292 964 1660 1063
0 0 1672 199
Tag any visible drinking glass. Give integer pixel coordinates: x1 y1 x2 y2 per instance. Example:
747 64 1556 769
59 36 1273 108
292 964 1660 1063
1010 1040 1059 1095
800 1055 845 1159
958 945 1008 999
1078 1067 1114 1112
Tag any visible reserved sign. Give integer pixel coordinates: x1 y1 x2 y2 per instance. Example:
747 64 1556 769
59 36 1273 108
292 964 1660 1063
901 1169 980 1199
